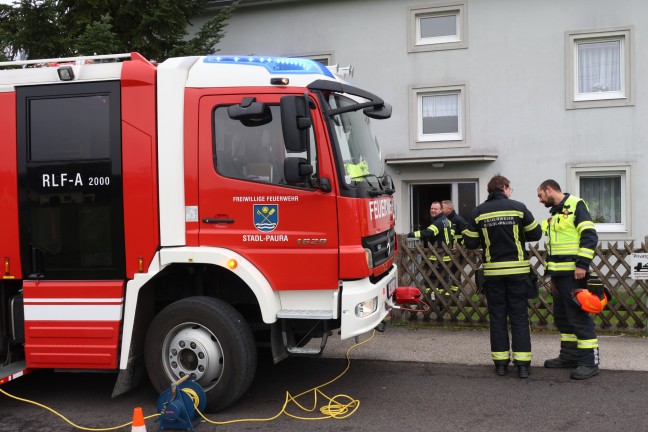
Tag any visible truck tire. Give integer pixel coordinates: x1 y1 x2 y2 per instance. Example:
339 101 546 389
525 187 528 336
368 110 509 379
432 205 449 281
144 296 256 412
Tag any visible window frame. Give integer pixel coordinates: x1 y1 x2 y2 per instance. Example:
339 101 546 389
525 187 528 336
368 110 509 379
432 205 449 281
565 26 634 109
408 2 467 53
287 51 334 66
567 162 633 238
409 83 468 149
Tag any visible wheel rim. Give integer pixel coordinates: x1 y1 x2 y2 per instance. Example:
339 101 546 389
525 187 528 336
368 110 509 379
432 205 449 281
161 322 224 390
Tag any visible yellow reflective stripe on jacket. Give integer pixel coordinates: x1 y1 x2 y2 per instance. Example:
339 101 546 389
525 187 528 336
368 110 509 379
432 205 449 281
577 220 596 233
513 223 524 261
482 227 492 263
524 219 539 232
414 225 439 238
550 242 580 254
560 333 577 342
483 261 530 269
484 267 530 276
547 262 576 271
577 338 599 349
483 260 530 276
429 255 452 262
491 351 510 361
513 352 533 362
578 247 595 260
475 210 524 222
464 229 479 238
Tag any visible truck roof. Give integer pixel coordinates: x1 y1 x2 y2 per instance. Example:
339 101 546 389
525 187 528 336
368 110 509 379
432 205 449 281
0 53 343 91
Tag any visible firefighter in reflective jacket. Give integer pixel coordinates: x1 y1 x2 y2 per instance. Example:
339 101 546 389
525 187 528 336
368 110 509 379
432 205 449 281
408 201 453 303
537 179 600 380
464 175 542 378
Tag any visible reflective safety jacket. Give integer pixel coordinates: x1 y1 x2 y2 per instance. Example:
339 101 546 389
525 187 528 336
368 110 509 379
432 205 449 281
412 214 453 262
464 192 542 276
447 210 468 244
545 194 598 275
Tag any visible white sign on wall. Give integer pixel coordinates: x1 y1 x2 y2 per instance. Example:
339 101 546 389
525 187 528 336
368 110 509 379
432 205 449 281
631 253 648 280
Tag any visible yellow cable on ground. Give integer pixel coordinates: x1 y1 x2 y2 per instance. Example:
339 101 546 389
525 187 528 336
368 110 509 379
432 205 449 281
0 329 376 430
0 386 159 431
196 329 376 425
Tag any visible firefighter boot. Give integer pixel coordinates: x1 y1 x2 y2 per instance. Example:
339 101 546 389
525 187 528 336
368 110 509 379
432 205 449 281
570 365 599 380
570 347 599 380
544 341 578 368
516 362 530 379
494 360 509 376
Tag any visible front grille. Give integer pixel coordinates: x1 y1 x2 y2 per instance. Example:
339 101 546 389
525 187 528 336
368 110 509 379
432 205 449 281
362 228 396 268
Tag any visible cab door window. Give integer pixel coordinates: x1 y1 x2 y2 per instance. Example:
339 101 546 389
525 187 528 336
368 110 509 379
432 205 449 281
213 105 317 187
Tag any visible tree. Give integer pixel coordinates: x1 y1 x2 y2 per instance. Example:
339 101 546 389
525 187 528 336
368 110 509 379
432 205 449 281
0 0 236 62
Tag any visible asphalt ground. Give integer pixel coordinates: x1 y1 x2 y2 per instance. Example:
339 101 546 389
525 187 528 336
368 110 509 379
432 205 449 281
321 324 648 371
1 325 647 431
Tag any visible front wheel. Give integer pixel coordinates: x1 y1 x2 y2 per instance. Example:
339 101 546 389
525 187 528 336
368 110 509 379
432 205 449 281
144 296 256 412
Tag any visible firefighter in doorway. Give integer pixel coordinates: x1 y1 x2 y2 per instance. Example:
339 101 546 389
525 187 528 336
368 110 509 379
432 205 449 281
464 175 542 378
442 199 469 299
537 179 600 380
408 201 454 311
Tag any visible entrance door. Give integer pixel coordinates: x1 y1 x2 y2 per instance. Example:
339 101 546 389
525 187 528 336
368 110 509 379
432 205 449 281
17 82 125 280
410 181 477 230
197 94 339 291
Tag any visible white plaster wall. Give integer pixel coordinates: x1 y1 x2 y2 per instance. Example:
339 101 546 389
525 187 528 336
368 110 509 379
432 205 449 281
196 0 648 242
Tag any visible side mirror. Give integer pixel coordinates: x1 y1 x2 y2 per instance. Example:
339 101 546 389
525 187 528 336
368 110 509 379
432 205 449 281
284 157 313 184
280 95 311 152
363 102 392 120
228 97 271 126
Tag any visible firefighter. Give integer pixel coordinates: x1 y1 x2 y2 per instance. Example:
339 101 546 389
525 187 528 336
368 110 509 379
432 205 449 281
442 199 468 244
464 175 542 378
537 179 600 380
442 199 469 298
408 201 454 307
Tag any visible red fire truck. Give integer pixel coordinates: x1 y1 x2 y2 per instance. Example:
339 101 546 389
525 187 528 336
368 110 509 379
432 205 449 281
0 52 398 411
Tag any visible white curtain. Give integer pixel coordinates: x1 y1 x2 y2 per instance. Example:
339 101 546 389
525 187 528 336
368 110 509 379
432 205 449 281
580 176 621 223
422 93 458 117
578 40 621 93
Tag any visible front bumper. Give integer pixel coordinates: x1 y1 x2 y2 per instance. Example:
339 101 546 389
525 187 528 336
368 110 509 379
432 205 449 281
339 264 397 339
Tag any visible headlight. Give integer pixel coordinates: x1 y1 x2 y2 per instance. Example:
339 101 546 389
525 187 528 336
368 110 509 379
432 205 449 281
355 297 378 318
364 248 373 269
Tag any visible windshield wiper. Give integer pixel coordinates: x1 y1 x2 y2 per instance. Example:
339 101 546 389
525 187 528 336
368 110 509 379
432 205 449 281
351 174 395 196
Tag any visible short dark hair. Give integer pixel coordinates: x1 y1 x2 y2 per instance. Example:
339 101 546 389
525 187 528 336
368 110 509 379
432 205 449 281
487 175 510 194
539 179 562 192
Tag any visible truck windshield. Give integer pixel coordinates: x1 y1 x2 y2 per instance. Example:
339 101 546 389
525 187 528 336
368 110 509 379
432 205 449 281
325 93 384 186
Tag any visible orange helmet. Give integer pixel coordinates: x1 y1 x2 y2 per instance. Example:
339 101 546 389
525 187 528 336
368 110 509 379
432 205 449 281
571 289 608 314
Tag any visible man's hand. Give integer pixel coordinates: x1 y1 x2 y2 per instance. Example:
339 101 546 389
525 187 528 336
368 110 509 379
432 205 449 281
574 267 587 280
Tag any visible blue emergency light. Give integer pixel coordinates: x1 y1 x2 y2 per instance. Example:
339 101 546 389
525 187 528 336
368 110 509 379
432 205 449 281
203 55 334 78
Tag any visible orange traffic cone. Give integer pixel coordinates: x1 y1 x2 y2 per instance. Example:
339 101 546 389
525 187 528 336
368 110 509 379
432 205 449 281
131 407 147 432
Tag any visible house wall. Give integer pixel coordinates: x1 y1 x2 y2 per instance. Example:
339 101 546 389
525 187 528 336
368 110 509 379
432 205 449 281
196 0 648 242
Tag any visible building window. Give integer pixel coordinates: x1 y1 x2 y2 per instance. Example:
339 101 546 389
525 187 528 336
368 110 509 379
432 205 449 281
408 2 467 52
410 84 467 149
566 27 633 109
568 163 632 236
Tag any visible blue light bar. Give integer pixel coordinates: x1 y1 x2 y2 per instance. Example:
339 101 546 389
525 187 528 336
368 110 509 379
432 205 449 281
203 56 335 78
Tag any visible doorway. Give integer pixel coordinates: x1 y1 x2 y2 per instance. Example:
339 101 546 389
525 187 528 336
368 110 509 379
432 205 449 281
410 182 477 230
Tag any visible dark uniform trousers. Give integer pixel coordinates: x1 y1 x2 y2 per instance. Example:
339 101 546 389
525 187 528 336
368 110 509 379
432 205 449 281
551 275 599 366
484 274 531 364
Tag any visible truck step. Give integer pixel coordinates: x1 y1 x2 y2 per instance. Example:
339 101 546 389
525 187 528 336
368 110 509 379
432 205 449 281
277 310 333 319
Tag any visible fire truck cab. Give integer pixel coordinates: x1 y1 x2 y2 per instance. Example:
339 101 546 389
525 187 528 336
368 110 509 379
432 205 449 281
0 53 398 411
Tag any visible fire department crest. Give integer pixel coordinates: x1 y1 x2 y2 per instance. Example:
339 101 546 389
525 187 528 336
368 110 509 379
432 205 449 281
254 204 278 232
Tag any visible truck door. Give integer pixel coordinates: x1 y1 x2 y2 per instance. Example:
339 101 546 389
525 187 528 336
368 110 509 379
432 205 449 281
16 82 125 280
15 81 125 369
197 94 339 291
